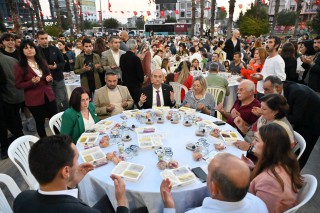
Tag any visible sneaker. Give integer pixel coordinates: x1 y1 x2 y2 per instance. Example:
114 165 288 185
26 122 35 132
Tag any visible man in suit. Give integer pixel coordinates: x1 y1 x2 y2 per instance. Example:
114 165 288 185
13 135 129 213
223 29 241 61
101 36 125 84
94 71 133 119
263 76 320 169
137 69 175 109
37 30 69 111
120 39 145 103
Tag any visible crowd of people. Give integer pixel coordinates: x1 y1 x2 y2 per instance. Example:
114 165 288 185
0 28 320 213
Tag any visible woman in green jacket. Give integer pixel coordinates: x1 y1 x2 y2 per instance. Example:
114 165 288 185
60 87 99 143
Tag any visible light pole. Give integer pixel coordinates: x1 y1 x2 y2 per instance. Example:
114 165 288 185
99 0 103 32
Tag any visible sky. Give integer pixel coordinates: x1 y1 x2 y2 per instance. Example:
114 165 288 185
39 0 261 24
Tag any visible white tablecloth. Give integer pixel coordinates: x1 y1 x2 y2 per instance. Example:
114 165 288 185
64 74 81 99
77 112 245 213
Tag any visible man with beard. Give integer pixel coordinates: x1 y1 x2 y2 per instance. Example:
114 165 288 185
94 71 133 119
301 36 320 94
255 36 286 99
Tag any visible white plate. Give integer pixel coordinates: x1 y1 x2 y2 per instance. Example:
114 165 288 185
77 132 100 146
80 146 107 166
111 161 145 182
161 166 196 188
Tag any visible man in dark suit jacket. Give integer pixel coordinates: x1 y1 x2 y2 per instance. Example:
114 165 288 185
137 69 175 109
223 29 241 61
120 39 144 103
263 76 320 169
14 135 129 213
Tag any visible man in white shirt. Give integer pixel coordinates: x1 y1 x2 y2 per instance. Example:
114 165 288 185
101 36 126 83
138 69 175 109
161 153 268 213
94 71 133 119
73 39 83 57
255 36 286 98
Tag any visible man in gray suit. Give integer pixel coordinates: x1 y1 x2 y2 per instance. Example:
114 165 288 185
94 71 133 119
101 36 125 84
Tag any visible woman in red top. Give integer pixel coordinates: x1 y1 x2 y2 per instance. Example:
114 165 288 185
15 39 57 137
174 61 193 101
240 47 267 93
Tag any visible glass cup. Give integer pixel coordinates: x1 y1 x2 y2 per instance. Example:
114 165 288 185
117 142 125 155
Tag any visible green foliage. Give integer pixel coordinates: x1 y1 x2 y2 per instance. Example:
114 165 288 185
238 3 269 36
103 18 120 29
44 25 59 37
217 10 227 20
311 7 320 35
84 20 93 29
277 10 297 26
92 22 100 27
239 16 269 37
136 19 145 29
165 15 177 23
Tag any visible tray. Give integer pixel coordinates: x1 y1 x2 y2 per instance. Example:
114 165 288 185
92 120 114 132
137 133 163 149
80 146 107 166
220 131 241 145
111 161 145 182
134 126 157 134
196 120 220 129
77 132 100 146
179 107 196 114
123 109 141 118
161 166 196 188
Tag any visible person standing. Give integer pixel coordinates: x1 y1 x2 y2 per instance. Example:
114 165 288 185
74 38 103 98
119 31 129 52
120 39 144 103
15 40 57 138
101 36 125 84
37 30 69 112
223 29 241 61
0 33 20 60
255 36 286 99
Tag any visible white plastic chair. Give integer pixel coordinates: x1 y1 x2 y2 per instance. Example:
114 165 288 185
8 135 39 190
292 131 306 160
207 86 226 119
169 82 188 107
49 112 64 135
0 174 21 213
283 174 317 213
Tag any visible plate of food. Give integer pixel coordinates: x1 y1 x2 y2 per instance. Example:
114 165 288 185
179 107 196 114
123 109 141 118
80 146 107 167
220 131 240 145
134 126 157 134
77 132 100 146
160 166 196 188
137 133 163 149
92 120 114 132
111 161 145 182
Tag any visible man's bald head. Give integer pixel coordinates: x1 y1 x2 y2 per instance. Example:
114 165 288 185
207 153 250 202
119 31 129 42
232 30 240 39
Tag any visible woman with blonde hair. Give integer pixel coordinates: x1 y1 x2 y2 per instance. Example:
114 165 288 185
174 60 193 101
161 58 171 76
241 47 267 93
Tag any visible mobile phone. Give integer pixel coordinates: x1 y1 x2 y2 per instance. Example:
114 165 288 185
213 121 226 126
191 167 207 183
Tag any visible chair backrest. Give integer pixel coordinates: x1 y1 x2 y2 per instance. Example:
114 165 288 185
49 112 64 135
292 131 306 160
169 82 188 107
0 174 21 213
8 135 39 190
207 86 226 119
283 174 317 213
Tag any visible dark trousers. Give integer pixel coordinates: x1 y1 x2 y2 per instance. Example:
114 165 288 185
28 97 57 138
1 101 24 154
298 128 320 169
127 86 142 106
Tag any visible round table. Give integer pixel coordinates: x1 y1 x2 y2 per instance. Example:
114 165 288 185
77 111 245 213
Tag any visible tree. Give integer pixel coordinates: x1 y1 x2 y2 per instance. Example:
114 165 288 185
73 0 79 33
103 18 120 29
53 0 62 33
44 25 59 37
0 10 7 33
77 0 84 32
293 0 303 37
271 0 280 35
65 0 74 37
227 0 236 38
30 0 43 29
210 0 216 38
136 19 145 29
165 15 177 23
200 0 204 36
7 0 21 35
48 0 55 20
217 8 227 20
311 6 320 35
83 20 93 30
191 0 196 36
277 9 297 34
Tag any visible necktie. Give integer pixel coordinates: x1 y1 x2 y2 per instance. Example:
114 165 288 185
156 90 161 107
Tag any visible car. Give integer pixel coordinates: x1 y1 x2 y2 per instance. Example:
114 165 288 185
95 32 103 37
